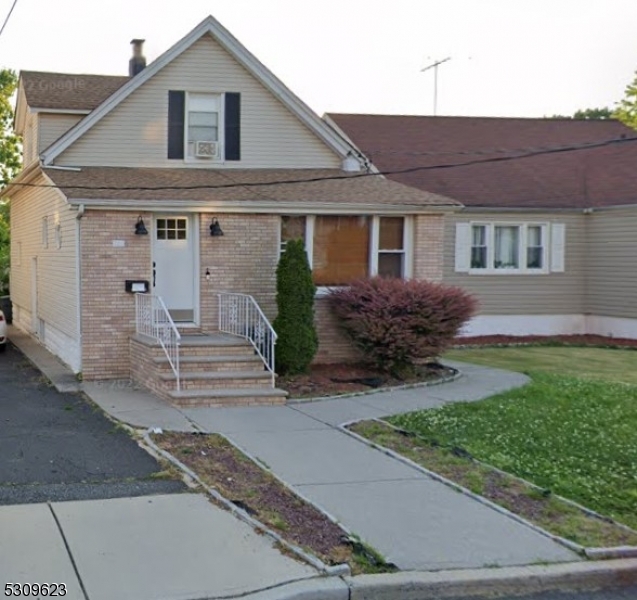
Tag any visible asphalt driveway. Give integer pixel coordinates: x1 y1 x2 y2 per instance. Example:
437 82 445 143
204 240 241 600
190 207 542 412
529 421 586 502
0 344 184 505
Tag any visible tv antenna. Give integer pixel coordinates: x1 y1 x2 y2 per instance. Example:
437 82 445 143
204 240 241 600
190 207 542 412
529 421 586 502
421 56 452 116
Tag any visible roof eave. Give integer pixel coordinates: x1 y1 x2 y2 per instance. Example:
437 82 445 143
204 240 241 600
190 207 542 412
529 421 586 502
30 107 92 115
1 162 43 199
65 197 460 214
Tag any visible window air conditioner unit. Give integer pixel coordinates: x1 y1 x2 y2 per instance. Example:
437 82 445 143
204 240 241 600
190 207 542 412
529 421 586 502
195 141 218 158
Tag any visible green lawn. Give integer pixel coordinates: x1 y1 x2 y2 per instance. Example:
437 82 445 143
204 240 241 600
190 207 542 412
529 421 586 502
445 346 637 385
388 347 637 530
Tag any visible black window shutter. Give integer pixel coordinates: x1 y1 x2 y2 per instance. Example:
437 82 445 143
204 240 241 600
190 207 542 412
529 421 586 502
224 92 241 161
167 91 185 159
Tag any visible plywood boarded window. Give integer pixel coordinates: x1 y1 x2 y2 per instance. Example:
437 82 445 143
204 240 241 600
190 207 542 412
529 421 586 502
313 216 370 286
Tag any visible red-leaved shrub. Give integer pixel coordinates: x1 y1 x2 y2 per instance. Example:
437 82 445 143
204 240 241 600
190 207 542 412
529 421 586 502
328 277 477 375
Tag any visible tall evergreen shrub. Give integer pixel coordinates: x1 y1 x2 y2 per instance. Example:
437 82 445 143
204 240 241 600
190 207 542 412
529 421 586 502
273 239 318 374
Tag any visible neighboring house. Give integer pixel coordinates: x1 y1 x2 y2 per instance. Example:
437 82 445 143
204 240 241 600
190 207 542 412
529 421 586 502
327 114 637 339
2 17 458 405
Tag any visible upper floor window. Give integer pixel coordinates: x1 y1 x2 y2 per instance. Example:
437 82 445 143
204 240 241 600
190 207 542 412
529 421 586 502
168 90 241 162
186 93 221 159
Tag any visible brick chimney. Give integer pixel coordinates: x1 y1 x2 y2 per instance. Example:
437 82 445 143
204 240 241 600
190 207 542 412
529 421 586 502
129 39 146 77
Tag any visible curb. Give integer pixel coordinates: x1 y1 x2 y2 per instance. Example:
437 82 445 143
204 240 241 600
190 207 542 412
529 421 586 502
240 576 349 600
345 559 637 600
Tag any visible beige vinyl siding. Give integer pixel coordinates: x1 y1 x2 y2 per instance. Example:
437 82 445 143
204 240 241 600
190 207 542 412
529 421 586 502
10 174 79 340
443 212 586 314
58 35 340 169
586 207 637 319
22 112 39 168
39 113 83 152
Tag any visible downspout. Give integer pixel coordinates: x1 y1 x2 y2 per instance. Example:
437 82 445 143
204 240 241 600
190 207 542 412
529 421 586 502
75 204 85 375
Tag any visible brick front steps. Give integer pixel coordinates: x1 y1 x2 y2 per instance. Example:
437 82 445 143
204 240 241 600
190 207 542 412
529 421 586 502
130 333 287 407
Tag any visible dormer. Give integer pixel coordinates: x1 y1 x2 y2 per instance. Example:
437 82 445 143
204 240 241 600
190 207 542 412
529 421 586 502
14 71 129 169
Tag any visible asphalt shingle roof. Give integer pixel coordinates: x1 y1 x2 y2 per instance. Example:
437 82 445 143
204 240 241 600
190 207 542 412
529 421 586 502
328 114 637 209
43 167 460 208
20 71 129 111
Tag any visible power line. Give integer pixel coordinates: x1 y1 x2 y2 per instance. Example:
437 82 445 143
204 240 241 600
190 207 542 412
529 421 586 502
360 136 637 158
0 0 19 39
4 134 637 194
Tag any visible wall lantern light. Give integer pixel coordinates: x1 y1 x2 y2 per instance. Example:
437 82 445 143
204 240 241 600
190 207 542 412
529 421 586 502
134 216 148 235
209 218 224 237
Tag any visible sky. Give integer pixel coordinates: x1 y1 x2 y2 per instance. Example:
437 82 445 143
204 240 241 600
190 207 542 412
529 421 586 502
1 0 636 118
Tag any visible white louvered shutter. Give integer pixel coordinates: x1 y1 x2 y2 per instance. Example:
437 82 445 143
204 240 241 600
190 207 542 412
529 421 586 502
455 222 471 273
550 223 566 273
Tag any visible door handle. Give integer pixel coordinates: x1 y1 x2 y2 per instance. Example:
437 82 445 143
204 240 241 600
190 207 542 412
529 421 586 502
153 261 156 288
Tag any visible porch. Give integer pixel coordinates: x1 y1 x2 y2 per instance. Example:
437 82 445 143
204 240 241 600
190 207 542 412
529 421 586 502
131 292 288 407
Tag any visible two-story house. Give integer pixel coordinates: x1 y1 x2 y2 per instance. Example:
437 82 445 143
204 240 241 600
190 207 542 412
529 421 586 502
3 16 458 406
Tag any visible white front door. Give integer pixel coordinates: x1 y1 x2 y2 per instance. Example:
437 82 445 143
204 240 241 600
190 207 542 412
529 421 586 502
152 215 197 323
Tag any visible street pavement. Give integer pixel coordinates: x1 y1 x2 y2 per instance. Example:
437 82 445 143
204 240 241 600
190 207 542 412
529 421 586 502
1 494 317 600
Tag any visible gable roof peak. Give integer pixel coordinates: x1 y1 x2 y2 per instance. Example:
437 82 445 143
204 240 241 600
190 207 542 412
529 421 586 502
42 15 355 165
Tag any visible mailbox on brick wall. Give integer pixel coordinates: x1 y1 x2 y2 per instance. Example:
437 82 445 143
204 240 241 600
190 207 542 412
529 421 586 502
125 280 150 293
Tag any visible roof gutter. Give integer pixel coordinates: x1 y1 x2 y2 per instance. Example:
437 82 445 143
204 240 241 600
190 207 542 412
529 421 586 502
458 205 588 214
66 197 461 215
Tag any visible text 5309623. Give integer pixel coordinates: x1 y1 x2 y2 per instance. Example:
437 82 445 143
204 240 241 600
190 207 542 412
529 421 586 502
5 584 67 597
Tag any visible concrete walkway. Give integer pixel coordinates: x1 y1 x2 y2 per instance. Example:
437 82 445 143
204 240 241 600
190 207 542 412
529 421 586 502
84 362 579 571
8 326 579 571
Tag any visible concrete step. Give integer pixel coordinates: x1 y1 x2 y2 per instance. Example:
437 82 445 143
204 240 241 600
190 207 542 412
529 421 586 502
168 387 288 408
153 354 265 373
132 333 256 357
162 370 273 391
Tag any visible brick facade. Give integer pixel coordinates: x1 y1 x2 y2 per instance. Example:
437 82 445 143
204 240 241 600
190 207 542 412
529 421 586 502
80 210 446 379
81 211 152 379
413 214 444 282
199 213 279 330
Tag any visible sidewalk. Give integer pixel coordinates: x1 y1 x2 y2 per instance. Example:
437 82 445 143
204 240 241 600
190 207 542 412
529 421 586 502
1 494 318 600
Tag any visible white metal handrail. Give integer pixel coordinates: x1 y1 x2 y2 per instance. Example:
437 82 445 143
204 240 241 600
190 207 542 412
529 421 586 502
218 293 277 386
135 293 181 392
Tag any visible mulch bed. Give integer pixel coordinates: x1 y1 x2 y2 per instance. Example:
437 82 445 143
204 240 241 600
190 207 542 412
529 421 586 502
278 362 455 399
453 334 637 348
153 432 395 573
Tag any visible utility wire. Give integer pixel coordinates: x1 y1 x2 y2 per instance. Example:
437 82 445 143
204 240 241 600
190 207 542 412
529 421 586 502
0 0 19 39
361 137 636 157
5 134 637 193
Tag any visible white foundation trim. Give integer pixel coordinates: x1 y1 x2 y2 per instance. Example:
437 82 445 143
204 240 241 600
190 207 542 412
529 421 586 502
459 313 637 339
459 314 587 337
11 305 81 372
584 315 637 339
